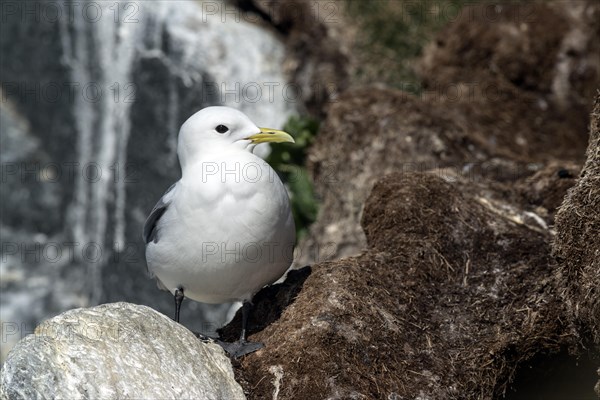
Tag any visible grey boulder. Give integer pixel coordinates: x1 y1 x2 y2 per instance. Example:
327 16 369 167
0 302 245 400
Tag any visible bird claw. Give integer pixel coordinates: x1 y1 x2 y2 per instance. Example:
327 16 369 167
218 339 265 359
192 332 264 358
192 331 214 343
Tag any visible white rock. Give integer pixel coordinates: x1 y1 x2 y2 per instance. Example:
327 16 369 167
0 303 245 400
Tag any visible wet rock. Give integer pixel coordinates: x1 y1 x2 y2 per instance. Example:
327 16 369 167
0 100 68 363
553 93 600 347
0 303 245 400
0 99 59 233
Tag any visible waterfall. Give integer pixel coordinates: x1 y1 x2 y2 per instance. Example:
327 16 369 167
59 1 143 304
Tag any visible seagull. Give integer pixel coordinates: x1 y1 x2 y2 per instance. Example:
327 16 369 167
143 106 296 357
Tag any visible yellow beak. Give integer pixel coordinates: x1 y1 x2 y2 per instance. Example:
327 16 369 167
246 127 295 144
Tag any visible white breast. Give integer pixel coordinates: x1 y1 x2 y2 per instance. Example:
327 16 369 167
145 150 296 304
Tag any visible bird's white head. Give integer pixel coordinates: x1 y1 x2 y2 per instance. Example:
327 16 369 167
177 106 294 168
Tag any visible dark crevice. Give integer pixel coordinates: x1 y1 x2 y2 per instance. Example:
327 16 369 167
219 266 312 341
227 0 292 35
503 350 599 400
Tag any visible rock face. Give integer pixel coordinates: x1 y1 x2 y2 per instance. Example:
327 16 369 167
0 303 245 400
553 93 600 348
295 1 600 266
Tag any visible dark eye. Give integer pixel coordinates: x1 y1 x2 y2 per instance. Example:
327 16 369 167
216 125 229 134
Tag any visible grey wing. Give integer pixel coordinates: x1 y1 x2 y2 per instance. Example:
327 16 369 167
143 183 177 244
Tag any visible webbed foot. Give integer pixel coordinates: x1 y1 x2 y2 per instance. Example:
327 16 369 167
219 339 264 358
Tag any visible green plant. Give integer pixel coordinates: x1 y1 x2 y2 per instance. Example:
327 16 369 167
268 116 320 240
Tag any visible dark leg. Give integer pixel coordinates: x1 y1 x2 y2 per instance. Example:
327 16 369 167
239 301 252 341
174 287 184 323
219 300 264 358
